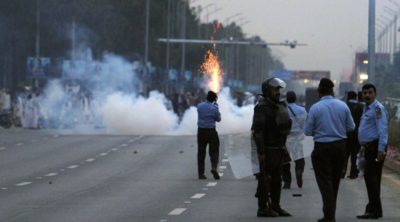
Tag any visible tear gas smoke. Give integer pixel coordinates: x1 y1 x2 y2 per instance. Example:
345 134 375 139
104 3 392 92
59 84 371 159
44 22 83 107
37 48 253 135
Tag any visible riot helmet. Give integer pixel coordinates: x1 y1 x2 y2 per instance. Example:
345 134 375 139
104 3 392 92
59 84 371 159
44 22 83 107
261 78 286 102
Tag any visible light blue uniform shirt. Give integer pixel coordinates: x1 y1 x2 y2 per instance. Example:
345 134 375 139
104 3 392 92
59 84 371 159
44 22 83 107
304 96 355 142
358 100 388 152
287 103 307 135
197 101 221 128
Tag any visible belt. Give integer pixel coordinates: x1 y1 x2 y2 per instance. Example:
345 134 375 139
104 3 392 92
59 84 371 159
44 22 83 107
315 139 346 146
265 146 284 150
360 139 378 148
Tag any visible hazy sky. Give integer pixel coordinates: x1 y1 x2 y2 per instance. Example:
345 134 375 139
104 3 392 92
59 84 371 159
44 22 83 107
193 0 396 81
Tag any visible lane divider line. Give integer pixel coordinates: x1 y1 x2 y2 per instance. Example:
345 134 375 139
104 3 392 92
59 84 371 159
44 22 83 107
191 193 205 199
45 173 58 177
219 166 227 169
206 182 217 187
68 165 79 169
168 208 186 215
16 182 32 186
86 158 95 162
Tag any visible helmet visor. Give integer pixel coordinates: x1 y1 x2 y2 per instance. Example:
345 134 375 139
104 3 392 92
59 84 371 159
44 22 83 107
269 78 287 89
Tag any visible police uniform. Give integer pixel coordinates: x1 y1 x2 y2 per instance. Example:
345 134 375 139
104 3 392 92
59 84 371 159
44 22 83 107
197 99 221 179
357 100 388 218
252 96 292 216
304 95 355 221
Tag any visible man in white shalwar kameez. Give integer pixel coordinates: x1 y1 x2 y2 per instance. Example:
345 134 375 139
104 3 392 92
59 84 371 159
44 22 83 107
282 91 307 189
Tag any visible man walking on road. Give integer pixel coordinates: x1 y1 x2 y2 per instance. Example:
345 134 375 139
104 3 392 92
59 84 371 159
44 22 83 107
197 91 221 180
282 91 307 189
357 83 388 220
251 77 292 217
342 91 364 179
304 78 355 222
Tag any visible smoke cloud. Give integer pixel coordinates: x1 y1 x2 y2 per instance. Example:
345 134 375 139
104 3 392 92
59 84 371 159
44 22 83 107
37 47 254 135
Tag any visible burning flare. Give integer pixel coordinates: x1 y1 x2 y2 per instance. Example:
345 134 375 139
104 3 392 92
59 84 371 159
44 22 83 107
200 50 223 92
200 21 223 93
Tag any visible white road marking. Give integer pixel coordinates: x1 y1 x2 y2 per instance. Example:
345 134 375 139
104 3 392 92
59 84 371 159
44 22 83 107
36 177 42 179
222 159 229 162
16 182 32 186
1 187 7 190
168 208 186 215
184 201 192 204
219 165 227 169
202 188 208 191
160 220 168 222
224 153 228 157
219 173 224 177
191 193 206 199
60 169 65 172
111 148 119 151
16 143 23 146
86 158 95 162
68 165 79 169
206 182 217 187
120 144 128 147
99 153 108 156
0 147 6 151
45 173 58 177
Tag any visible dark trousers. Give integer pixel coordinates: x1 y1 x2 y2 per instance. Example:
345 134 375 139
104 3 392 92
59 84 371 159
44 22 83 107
363 140 384 216
311 140 346 220
256 149 284 209
282 158 305 187
197 128 219 175
342 137 360 178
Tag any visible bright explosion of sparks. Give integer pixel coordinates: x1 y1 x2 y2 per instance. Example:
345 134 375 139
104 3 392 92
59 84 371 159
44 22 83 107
200 22 223 93
200 50 223 93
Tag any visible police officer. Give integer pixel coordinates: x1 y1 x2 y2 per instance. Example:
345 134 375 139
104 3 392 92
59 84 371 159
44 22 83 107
356 83 388 219
342 91 364 179
304 78 355 222
251 77 292 217
197 91 221 180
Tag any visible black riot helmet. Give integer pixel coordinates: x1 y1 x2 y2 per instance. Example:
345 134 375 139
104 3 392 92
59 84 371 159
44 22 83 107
261 77 286 96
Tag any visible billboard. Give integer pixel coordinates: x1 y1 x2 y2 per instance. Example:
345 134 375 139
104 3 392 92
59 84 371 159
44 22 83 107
27 57 51 78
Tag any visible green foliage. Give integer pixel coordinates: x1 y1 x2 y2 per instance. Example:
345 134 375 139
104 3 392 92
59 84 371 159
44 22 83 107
0 0 283 90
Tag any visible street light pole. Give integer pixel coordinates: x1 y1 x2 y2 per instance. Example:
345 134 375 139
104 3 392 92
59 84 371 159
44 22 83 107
368 0 376 84
144 0 150 68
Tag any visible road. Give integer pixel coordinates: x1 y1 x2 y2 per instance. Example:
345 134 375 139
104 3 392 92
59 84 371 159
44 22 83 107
1 128 400 222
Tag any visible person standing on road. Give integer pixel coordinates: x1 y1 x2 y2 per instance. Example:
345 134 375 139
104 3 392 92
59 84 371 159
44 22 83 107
356 83 388 220
304 78 355 222
282 91 307 189
197 90 221 180
251 77 292 218
341 91 364 179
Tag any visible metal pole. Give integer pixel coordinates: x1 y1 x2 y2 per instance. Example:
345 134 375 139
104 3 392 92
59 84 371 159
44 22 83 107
36 0 40 59
144 0 150 67
180 0 187 76
368 0 376 84
72 17 76 60
394 15 398 54
166 0 171 70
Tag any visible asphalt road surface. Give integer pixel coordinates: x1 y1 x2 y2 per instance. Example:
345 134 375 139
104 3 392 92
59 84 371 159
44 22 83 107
1 128 400 222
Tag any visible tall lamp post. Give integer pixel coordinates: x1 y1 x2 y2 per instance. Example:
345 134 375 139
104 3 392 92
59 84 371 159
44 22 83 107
368 0 376 84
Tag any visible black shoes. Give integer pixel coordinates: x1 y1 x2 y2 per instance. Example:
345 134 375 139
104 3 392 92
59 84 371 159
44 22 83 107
271 207 292 217
198 174 207 180
356 213 380 219
257 208 279 217
211 170 220 180
317 217 336 222
297 178 303 188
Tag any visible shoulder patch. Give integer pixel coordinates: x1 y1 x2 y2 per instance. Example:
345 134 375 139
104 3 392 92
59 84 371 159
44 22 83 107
375 107 382 119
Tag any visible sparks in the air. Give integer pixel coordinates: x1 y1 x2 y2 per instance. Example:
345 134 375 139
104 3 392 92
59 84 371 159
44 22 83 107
200 21 223 93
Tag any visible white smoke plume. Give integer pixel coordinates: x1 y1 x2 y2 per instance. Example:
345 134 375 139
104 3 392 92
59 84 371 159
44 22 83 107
38 48 254 135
